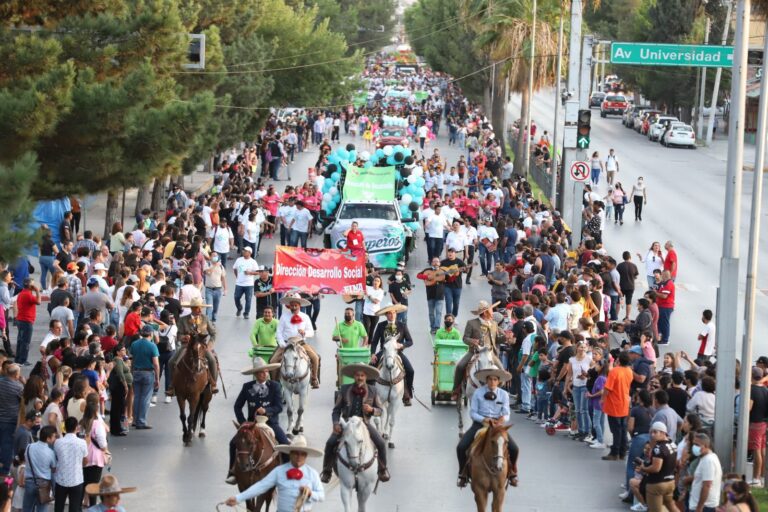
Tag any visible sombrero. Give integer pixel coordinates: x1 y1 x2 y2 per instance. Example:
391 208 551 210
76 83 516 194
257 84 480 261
241 357 281 375
279 293 311 307
475 368 512 383
375 303 407 316
274 435 324 457
85 475 136 496
340 363 380 381
181 297 212 308
470 300 500 316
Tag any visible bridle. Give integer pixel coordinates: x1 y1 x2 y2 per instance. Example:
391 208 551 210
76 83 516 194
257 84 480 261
234 427 278 474
281 343 309 384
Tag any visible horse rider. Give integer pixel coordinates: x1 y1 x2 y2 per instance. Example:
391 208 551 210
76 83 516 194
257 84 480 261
320 364 390 484
225 357 288 485
166 296 218 396
226 435 325 511
456 368 519 488
270 293 320 389
249 305 278 358
331 307 368 348
451 300 507 400
369 304 414 406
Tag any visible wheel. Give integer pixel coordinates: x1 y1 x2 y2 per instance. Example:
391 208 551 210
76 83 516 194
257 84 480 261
323 234 331 249
431 390 436 405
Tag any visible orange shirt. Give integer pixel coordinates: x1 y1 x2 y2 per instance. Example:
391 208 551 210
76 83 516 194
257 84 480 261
603 366 633 418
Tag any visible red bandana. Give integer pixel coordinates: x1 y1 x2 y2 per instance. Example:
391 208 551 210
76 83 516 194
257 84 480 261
290 314 303 325
352 385 367 396
286 468 304 480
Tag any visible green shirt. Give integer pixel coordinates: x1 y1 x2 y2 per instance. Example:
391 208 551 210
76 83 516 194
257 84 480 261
528 352 541 378
332 320 368 348
435 327 462 341
250 318 278 347
129 337 159 369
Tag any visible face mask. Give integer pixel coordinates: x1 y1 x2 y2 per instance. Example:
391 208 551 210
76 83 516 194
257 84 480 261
212 258 219 263
445 321 454 327
691 445 702 457
395 276 403 282
344 316 353 322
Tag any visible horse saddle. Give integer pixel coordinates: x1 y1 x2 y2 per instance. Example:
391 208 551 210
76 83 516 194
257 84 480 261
286 342 310 362
376 357 405 386
177 346 209 372
253 418 277 447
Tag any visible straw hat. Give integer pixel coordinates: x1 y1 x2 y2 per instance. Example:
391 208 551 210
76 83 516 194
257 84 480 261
274 435 324 457
375 303 407 316
475 368 512 383
181 297 212 308
470 300 500 316
340 363 379 381
85 475 136 496
279 293 311 307
241 357 281 375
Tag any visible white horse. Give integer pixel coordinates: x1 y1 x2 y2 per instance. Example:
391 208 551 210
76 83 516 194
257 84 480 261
374 337 405 448
336 416 379 512
457 346 498 436
280 340 311 436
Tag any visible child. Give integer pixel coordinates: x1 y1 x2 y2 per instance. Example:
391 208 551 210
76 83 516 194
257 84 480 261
586 361 608 449
640 333 657 367
10 450 24 512
535 367 552 424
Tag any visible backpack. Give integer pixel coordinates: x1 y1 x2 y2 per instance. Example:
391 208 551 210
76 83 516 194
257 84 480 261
269 141 283 158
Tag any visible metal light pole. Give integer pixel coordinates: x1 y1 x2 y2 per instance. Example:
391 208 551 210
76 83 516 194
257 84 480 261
713 0 749 472
551 3 566 206
697 16 711 140
523 0 537 175
735 19 768 477
705 0 734 145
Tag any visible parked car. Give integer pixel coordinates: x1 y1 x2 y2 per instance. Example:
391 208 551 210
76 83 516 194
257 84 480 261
600 94 629 117
590 91 606 108
648 116 679 141
662 123 696 148
639 111 663 134
622 106 641 127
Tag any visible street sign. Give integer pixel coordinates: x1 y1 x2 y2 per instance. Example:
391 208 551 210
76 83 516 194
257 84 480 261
577 136 590 149
610 42 734 68
570 161 590 182
563 126 577 148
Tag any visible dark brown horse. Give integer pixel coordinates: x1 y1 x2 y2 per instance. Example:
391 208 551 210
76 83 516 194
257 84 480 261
232 422 279 512
173 334 212 446
469 424 514 512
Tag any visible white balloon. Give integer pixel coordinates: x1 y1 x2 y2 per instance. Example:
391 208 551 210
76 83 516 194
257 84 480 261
360 150 371 161
412 166 424 177
323 193 332 202
400 193 413 205
383 146 394 156
330 187 338 196
407 174 418 184
315 175 325 190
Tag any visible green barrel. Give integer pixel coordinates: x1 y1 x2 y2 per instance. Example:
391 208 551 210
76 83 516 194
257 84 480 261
433 339 468 393
338 347 372 385
251 345 277 363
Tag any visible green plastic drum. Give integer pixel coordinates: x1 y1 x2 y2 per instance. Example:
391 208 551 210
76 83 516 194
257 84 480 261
338 347 372 385
433 339 468 393
252 345 277 363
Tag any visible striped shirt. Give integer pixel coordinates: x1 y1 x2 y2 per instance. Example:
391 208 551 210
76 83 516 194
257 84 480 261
0 376 23 423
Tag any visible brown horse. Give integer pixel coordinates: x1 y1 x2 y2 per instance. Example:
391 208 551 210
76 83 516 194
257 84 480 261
232 422 279 512
468 425 514 512
173 334 212 446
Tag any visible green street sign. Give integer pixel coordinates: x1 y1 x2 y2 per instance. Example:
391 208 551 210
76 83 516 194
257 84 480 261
610 42 734 67
577 136 590 149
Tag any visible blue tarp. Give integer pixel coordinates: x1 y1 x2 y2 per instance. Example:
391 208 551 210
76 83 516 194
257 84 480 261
33 197 71 246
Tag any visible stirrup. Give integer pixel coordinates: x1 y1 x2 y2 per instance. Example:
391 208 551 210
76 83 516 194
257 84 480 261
378 467 390 482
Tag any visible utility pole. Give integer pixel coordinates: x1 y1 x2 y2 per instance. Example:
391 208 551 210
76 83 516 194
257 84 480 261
551 3 566 206
523 0 538 175
735 18 768 478
705 0 733 145
713 0 749 472
697 17 711 139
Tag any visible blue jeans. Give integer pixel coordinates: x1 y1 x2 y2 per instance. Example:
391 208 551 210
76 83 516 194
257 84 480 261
0 421 15 475
280 226 292 246
427 298 443 331
426 237 444 261
444 287 462 318
269 159 282 180
38 255 55 289
609 415 629 457
132 370 154 427
478 244 494 275
592 408 605 443
520 372 532 411
234 285 254 316
15 320 33 364
536 392 550 419
626 433 649 489
354 300 364 322
289 230 308 249
572 386 591 434
396 310 408 325
658 307 673 343
158 350 175 392
205 287 222 321
24 477 50 512
591 168 600 184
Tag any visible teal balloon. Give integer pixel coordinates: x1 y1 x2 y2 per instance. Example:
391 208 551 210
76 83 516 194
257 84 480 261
363 160 373 169
406 222 420 231
337 149 350 161
395 171 402 181
348 150 357 162
375 149 385 160
386 155 396 166
415 177 425 188
331 172 341 182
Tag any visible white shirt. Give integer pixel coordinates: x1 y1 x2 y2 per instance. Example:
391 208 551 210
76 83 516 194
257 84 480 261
445 231 466 252
689 452 722 509
699 322 716 356
418 125 429 138
442 206 461 224
209 226 234 253
425 213 448 238
461 225 478 247
278 205 296 227
363 286 385 316
291 208 313 233
276 311 315 346
41 331 59 351
233 257 260 287
148 279 166 297
244 220 262 244
235 463 324 512
477 225 499 242
606 154 619 171
53 434 88 487
179 284 202 317
444 173 461 194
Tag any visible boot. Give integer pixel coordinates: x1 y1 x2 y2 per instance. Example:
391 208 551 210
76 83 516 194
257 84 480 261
311 378 320 389
378 465 390 482
209 373 219 394
402 388 412 407
456 466 469 488
320 454 334 483
225 472 237 485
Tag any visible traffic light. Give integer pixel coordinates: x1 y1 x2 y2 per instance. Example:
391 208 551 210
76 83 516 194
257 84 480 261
577 109 591 149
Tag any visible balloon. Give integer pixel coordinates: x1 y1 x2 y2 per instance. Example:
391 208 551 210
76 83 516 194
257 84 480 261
363 160 373 169
386 155 396 166
328 154 340 165
400 167 411 178
415 177 425 188
406 221 420 232
360 150 371 161
346 143 356 152
400 193 413 205
348 150 357 162
412 167 424 177
407 174 418 184
331 171 341 182
395 171 402 181
327 163 338 174
316 175 325 190
323 193 333 202
394 152 404 162
382 146 393 156
409 201 420 212
330 186 339 196
404 156 414 166
375 149 385 160
403 148 412 158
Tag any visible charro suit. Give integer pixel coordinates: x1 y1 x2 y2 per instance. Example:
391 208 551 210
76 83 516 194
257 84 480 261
169 313 218 388
370 320 414 398
229 379 289 469
452 318 505 393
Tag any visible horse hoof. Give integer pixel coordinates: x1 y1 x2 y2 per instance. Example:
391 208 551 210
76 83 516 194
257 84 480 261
383 433 389 440
299 426 304 433
388 442 395 449
292 429 301 436
199 429 206 438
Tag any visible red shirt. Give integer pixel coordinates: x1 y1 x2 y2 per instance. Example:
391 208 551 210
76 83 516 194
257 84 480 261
123 312 142 337
16 289 38 323
663 249 678 278
656 280 676 309
100 335 118 353
346 230 365 255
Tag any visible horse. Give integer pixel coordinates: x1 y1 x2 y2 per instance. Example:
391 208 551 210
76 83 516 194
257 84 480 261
457 346 497 436
173 333 212 446
373 337 404 448
279 339 311 436
231 421 279 512
468 424 513 512
336 416 378 512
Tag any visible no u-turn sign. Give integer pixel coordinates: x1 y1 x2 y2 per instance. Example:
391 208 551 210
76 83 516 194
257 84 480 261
570 161 590 182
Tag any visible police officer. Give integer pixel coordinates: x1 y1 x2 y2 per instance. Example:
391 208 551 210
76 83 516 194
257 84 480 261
225 358 288 485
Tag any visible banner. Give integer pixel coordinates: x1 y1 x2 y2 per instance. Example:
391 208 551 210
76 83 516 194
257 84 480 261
342 165 396 201
330 223 406 270
272 246 366 295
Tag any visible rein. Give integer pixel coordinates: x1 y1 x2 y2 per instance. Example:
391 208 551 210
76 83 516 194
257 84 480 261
282 345 310 384
235 427 278 473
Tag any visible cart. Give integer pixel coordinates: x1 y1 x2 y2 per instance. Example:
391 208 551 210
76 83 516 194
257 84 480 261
430 338 468 405
250 345 277 367
336 347 372 388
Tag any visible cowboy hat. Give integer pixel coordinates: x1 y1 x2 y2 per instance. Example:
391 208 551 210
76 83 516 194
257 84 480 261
470 300 500 316
241 357 281 375
85 475 136 496
279 292 310 307
375 303 407 316
475 368 512 383
274 435 324 457
340 363 380 381
181 297 212 308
